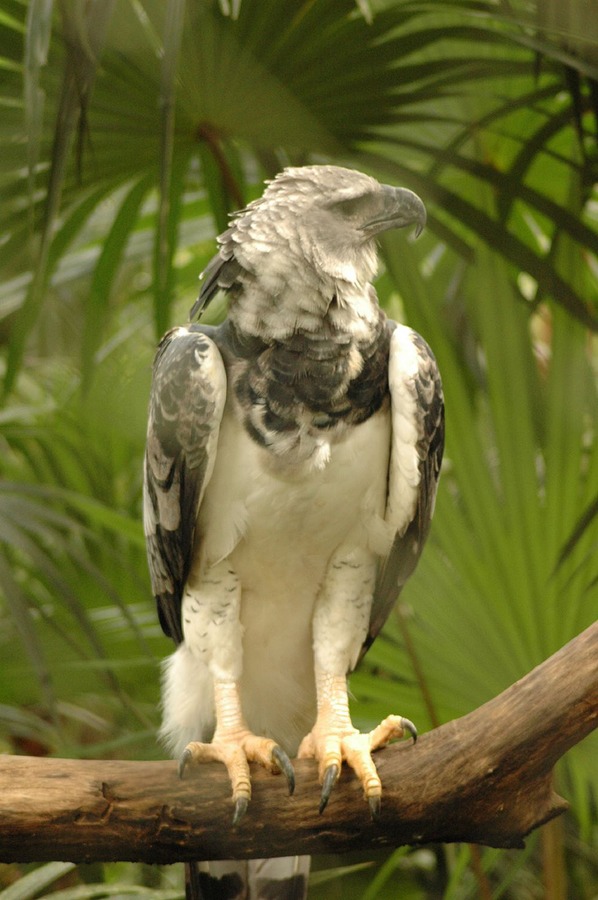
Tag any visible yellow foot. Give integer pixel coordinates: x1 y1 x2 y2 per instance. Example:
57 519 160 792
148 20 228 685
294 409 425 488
178 681 294 824
298 713 416 818
180 731 295 824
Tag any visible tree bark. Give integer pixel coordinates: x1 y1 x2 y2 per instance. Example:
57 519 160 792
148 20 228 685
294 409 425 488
0 622 596 864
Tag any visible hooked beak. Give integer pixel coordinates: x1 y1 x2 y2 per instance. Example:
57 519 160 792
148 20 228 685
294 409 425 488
360 186 426 238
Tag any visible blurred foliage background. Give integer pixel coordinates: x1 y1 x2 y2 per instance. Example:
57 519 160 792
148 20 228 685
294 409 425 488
0 0 597 897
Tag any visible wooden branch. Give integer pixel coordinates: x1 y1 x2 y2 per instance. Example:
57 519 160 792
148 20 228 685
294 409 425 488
0 622 596 864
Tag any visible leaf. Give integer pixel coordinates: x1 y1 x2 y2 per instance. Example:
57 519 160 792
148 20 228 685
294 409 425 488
3 1 116 395
0 554 57 717
0 863 76 900
83 175 153 388
23 0 53 213
154 0 187 337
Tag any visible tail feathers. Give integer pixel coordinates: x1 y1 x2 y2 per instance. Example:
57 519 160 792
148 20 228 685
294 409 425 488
185 861 244 899
185 857 310 899
250 857 310 899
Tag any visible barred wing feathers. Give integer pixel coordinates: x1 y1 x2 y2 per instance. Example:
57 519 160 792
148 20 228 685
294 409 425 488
143 326 227 644
363 323 444 655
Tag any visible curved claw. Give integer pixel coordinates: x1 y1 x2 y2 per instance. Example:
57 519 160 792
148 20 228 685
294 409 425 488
232 795 249 826
368 794 381 821
319 763 340 815
178 747 192 779
402 717 418 743
272 745 295 796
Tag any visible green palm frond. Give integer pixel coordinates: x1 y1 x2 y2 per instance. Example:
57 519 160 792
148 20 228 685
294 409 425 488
0 1 597 895
1 0 596 390
354 230 597 832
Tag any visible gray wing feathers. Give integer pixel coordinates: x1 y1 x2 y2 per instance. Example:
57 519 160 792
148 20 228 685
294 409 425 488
143 326 227 643
363 325 444 655
190 235 244 319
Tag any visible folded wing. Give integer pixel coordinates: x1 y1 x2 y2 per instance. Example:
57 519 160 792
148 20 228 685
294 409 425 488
363 323 444 655
143 326 227 644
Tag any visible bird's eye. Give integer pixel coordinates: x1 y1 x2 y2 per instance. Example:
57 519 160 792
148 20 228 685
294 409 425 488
328 192 373 220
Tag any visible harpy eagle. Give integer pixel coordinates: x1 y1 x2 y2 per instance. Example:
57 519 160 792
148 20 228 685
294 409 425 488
144 165 444 897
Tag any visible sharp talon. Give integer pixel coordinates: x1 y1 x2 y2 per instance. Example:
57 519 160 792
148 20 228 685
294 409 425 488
232 795 249 826
272 745 295 796
402 718 418 743
369 794 381 820
319 764 339 815
178 747 192 779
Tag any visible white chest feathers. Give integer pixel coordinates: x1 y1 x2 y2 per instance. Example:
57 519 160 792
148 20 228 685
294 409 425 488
197 403 392 578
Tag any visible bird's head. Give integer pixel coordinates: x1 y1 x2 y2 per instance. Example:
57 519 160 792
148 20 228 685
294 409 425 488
192 165 426 323
237 165 426 285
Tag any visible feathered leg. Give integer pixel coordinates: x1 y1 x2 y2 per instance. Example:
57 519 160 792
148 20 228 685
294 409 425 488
165 560 294 821
298 545 416 815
